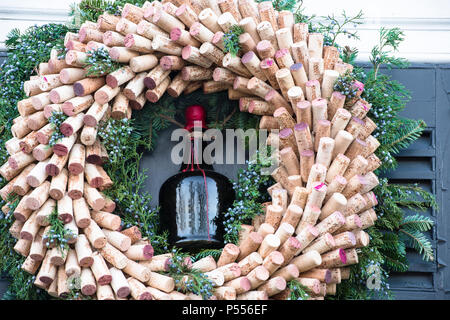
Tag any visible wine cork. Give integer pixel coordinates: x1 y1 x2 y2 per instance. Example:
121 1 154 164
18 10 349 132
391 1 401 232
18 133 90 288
257 234 280 259
303 233 336 254
291 250 322 273
25 180 50 210
272 263 299 282
80 267 97 295
341 174 367 199
73 78 106 98
21 255 40 275
311 98 328 133
13 195 33 222
12 163 36 196
53 133 77 157
37 251 57 284
333 130 354 159
305 163 327 191
14 238 32 257
325 154 349 185
32 198 54 227
260 58 280 89
359 117 378 140
361 191 378 212
35 123 53 145
20 211 40 241
275 27 293 52
316 137 335 168
62 95 93 116
364 135 381 157
174 3 198 28
263 203 284 231
198 8 221 34
240 51 266 80
262 251 284 275
293 23 308 42
239 32 257 54
247 76 274 98
333 231 357 250
320 190 347 219
256 223 275 239
265 89 293 115
297 149 313 185
258 1 277 32
296 204 321 235
237 232 263 261
274 223 294 246
280 204 303 230
26 111 48 132
109 267 131 298
236 290 268 300
271 189 288 212
48 245 69 266
239 16 261 44
293 122 313 154
215 243 239 267
336 214 363 233
275 68 295 101
214 286 236 300
330 108 352 139
287 87 304 116
49 168 68 200
223 276 252 295
274 107 296 129
256 39 275 60
321 69 339 99
291 41 309 72
345 117 365 140
295 224 320 253
343 155 368 182
279 147 300 176
246 265 269 289
152 7 185 33
237 252 263 276
359 208 377 229
223 53 253 78
349 100 370 120
74 234 93 268
316 211 347 236
97 12 121 32
300 268 332 284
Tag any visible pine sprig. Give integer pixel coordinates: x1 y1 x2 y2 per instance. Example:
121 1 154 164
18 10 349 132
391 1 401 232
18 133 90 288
167 250 214 299
193 249 222 262
85 47 121 77
223 25 244 57
287 280 310 300
399 229 434 261
370 27 409 78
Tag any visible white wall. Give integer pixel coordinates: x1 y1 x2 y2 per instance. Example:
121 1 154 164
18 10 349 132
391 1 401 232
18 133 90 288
0 0 449 62
300 0 450 63
0 0 76 51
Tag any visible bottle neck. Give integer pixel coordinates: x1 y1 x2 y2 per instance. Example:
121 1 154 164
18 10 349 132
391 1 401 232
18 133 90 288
180 131 213 172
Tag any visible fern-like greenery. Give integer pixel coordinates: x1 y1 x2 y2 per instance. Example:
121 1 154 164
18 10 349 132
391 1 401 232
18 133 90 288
223 25 245 57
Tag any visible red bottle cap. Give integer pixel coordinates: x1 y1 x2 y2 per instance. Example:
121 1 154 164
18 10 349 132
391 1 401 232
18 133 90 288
184 105 207 131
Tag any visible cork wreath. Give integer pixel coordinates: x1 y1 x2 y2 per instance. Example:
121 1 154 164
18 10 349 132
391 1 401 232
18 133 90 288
0 0 381 300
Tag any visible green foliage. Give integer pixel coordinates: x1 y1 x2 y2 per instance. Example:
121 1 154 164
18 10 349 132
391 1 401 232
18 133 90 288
48 111 69 147
370 27 409 78
85 47 121 77
318 10 364 46
167 249 214 299
287 280 310 300
256 0 297 12
43 208 75 256
0 23 71 300
70 0 150 25
223 153 273 244
193 249 222 262
223 25 245 57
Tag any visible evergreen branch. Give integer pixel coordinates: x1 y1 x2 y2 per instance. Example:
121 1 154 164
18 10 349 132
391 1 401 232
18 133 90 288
399 228 434 261
400 214 434 232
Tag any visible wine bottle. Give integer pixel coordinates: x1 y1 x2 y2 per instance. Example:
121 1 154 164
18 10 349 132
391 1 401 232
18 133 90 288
159 105 235 249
